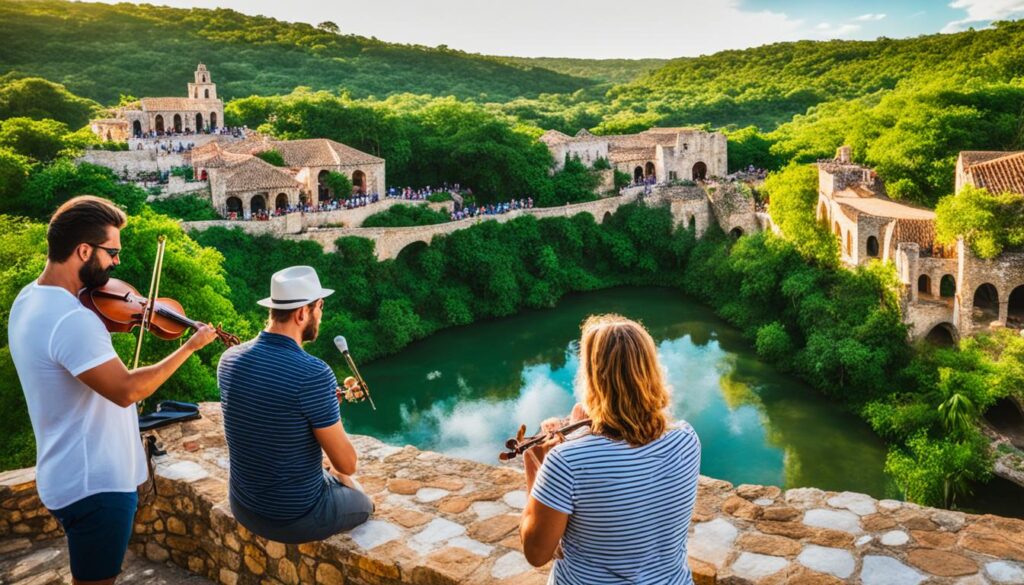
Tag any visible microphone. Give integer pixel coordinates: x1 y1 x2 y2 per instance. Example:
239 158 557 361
334 336 376 410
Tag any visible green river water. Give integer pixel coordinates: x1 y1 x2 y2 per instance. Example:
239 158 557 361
341 286 1022 516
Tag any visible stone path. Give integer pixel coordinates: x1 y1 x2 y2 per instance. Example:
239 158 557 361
0 536 211 585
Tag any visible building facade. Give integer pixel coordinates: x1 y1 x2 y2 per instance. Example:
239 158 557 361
90 64 225 141
540 127 728 183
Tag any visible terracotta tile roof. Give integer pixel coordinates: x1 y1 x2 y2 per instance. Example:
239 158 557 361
609 146 656 163
140 97 221 111
959 151 1021 168
834 188 935 220
540 130 572 145
222 157 303 192
966 152 1024 195
270 139 383 167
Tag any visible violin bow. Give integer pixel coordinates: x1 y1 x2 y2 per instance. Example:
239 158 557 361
135 235 167 414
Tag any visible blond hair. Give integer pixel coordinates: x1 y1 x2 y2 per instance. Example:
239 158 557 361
577 314 671 446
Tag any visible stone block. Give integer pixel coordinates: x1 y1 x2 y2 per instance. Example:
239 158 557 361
906 548 978 577
736 532 802 557
468 514 520 544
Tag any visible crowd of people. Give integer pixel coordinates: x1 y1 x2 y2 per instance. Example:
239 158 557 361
450 197 534 221
386 184 463 200
129 127 252 154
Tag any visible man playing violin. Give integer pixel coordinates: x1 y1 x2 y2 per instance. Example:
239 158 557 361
218 265 373 544
8 195 218 585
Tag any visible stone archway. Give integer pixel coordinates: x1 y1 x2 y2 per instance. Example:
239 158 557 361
132 120 142 137
1008 285 1024 327
155 115 165 133
226 196 242 216
833 221 841 237
318 170 331 202
602 211 612 224
250 194 267 215
173 114 182 133
940 275 956 299
730 227 744 239
395 240 430 264
210 112 218 130
918 274 932 295
353 170 366 194
925 323 957 346
866 235 879 257
275 193 289 211
688 215 696 231
973 283 1000 323
633 166 644 183
645 161 656 180
818 201 828 224
195 113 204 132
692 161 707 181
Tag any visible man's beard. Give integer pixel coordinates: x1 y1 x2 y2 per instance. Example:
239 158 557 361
79 253 113 288
302 317 319 342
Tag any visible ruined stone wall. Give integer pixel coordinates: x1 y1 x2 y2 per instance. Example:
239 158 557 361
78 150 189 177
957 243 1024 333
707 184 758 237
3 403 1024 585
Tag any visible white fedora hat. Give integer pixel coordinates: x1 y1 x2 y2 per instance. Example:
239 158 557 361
257 266 334 310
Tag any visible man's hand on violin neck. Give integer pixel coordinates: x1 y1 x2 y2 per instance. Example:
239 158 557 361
185 323 218 351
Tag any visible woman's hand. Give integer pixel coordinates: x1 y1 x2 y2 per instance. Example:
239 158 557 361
524 434 563 492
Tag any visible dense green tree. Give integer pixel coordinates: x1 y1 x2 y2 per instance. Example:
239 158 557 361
362 204 448 227
0 76 99 128
149 194 220 221
0 117 69 162
17 159 147 219
322 171 353 199
935 185 1024 259
255 149 285 167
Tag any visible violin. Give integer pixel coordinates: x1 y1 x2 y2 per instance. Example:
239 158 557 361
499 418 592 461
79 278 240 347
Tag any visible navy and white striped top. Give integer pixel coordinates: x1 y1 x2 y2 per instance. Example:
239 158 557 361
532 421 702 585
218 331 340 521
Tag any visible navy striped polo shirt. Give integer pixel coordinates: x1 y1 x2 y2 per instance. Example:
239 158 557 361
531 421 702 585
218 331 340 521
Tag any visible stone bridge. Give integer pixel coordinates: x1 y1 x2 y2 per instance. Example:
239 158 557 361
291 185 746 260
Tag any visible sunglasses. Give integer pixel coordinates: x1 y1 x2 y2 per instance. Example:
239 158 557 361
87 242 121 260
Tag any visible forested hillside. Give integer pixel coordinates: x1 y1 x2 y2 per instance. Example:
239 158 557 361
599 21 1024 131
0 0 597 104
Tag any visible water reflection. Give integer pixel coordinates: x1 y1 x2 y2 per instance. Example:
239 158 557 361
347 287 893 497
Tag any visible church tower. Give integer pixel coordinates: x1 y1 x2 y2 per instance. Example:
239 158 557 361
187 63 218 100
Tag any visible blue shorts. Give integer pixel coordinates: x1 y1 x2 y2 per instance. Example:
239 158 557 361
49 491 139 581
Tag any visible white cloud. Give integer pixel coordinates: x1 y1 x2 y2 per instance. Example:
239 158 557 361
942 0 1024 32
854 13 887 21
810 21 862 38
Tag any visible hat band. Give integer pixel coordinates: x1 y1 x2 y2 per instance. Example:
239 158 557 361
271 297 308 304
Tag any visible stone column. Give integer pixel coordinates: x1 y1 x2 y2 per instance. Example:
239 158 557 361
999 300 1009 326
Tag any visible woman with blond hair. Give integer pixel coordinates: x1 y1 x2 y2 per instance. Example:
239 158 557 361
520 314 702 584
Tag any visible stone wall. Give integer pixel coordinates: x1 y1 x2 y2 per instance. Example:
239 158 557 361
181 200 454 237
78 150 189 178
3 403 1024 585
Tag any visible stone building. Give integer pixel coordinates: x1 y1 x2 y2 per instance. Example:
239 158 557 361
540 127 727 183
90 64 225 141
817 146 1024 342
191 135 385 216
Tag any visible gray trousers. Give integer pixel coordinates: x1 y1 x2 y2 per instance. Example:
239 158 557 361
230 471 373 544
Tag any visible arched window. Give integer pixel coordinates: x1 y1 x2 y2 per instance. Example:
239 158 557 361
204 89 210 99
940 275 956 298
845 231 852 255
973 283 999 321
866 236 879 257
918 274 931 295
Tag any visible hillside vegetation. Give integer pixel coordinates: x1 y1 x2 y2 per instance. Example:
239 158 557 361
0 0 597 103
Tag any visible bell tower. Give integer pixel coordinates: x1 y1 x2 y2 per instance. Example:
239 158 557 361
187 63 218 100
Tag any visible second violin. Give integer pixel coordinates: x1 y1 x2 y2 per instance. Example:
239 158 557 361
499 418 592 461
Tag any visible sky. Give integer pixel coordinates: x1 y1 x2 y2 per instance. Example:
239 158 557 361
88 0 1024 59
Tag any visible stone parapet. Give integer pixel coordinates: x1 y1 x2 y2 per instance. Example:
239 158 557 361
6 403 1023 584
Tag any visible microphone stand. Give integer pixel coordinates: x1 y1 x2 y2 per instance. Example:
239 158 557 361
342 352 376 411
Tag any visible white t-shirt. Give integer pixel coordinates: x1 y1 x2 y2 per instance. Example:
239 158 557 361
8 282 147 510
